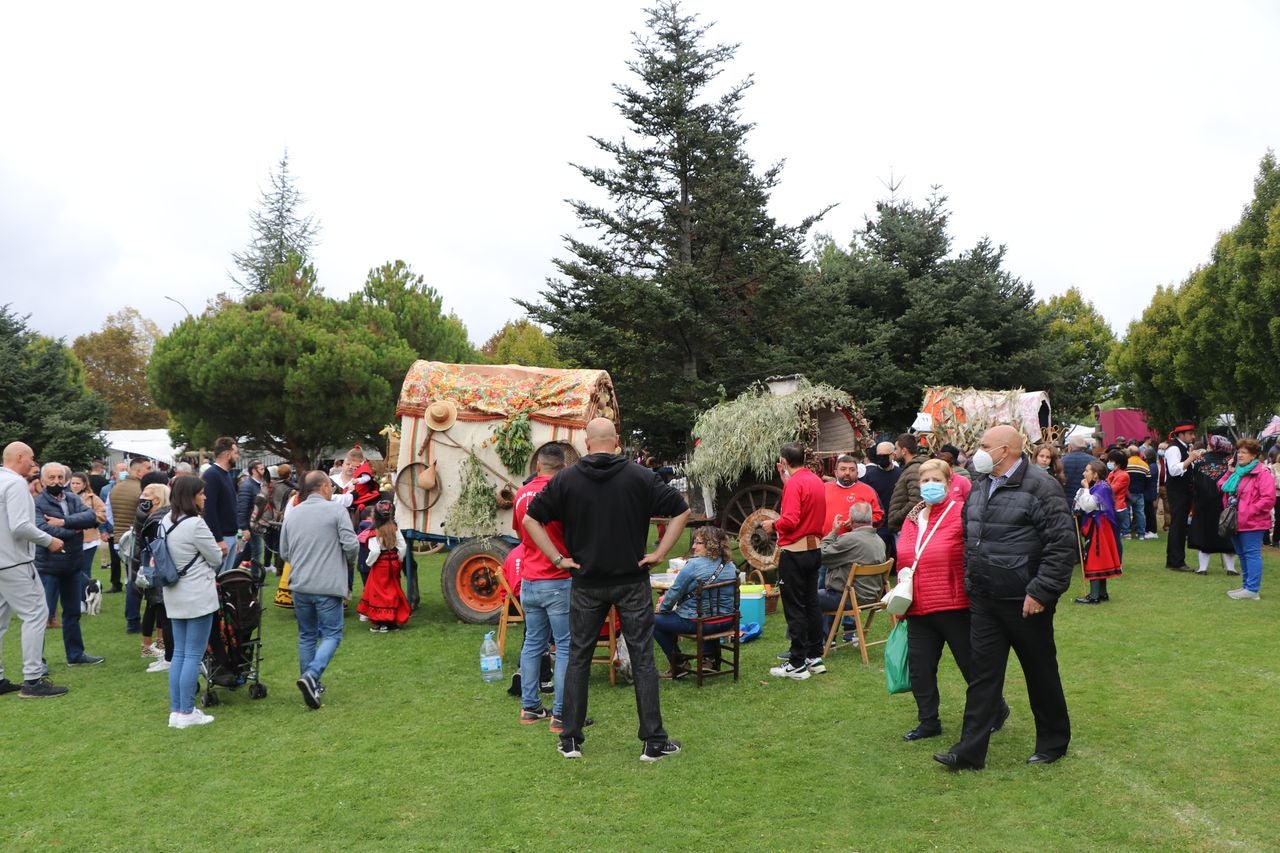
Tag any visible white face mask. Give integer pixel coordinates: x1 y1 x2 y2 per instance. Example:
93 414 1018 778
972 449 994 474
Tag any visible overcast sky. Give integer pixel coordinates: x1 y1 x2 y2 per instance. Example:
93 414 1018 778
4 1 1278 350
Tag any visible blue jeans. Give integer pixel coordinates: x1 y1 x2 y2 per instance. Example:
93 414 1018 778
1117 504 1131 539
1232 530 1265 593
1129 493 1146 536
519 578 571 715
293 591 345 681
220 536 240 573
125 580 142 631
39 571 86 662
169 612 213 713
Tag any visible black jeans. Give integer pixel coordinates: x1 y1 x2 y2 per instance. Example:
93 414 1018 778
561 578 667 747
907 609 974 729
1166 480 1191 566
778 549 823 667
108 538 122 588
951 596 1070 766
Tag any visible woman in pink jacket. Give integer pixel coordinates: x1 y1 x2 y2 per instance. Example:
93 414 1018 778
1218 438 1276 600
897 460 1006 742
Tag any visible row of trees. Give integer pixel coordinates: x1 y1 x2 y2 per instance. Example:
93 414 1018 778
1112 151 1280 436
523 2 1118 456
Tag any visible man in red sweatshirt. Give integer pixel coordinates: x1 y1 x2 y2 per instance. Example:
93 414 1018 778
824 454 883 531
761 442 827 680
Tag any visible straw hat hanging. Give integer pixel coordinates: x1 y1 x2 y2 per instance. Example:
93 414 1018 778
425 400 458 431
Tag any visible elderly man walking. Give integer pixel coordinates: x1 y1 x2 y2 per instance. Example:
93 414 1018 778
523 418 690 762
933 425 1076 771
279 471 358 710
0 442 70 698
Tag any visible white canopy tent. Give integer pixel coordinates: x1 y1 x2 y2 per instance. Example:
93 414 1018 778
102 429 182 466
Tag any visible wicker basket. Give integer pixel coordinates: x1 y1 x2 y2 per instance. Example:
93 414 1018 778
747 569 780 615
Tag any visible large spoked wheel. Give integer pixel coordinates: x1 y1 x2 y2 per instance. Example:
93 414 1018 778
441 539 514 624
719 483 782 535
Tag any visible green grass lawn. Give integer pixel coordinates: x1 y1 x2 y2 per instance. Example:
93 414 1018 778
4 532 1280 851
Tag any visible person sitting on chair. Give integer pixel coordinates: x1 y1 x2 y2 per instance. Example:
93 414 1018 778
818 501 887 645
653 526 736 678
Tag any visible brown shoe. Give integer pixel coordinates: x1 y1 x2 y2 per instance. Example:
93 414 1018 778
47 618 60 629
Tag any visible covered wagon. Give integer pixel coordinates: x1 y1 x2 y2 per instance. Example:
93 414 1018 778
394 361 619 622
916 386 1054 452
683 375 872 569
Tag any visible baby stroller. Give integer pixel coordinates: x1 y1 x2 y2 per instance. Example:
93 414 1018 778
200 561 267 707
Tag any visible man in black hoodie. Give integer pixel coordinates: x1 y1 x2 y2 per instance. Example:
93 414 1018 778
524 418 690 762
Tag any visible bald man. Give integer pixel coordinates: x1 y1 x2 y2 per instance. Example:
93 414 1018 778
859 440 901 560
933 425 1076 771
0 443 70 697
524 418 690 761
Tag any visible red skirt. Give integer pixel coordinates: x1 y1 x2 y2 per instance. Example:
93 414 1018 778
1081 516 1123 581
357 552 411 626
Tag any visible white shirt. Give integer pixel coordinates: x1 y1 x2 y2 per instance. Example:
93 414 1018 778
1164 444 1188 478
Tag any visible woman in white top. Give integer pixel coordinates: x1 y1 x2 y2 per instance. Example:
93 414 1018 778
69 471 106 584
160 475 222 729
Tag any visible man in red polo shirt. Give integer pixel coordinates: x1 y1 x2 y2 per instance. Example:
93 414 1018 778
761 442 827 680
824 454 883 531
512 445 572 730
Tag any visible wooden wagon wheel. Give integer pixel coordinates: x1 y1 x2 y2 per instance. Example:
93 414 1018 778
719 482 782 538
395 462 441 516
738 507 781 570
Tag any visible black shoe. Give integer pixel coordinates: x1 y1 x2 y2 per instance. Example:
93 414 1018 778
990 703 1011 733
1027 751 1064 765
557 739 583 759
640 739 682 762
903 726 942 742
507 672 522 697
296 673 321 709
19 677 69 699
0 679 21 695
1073 596 1102 605
105 586 123 594
1098 592 1110 601
540 681 554 694
125 625 142 634
932 751 983 771
68 654 105 666
1167 564 1193 572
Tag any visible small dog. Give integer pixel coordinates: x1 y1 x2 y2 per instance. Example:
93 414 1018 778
82 579 103 616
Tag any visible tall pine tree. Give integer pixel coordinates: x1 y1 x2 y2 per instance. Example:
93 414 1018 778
230 151 321 293
520 2 826 455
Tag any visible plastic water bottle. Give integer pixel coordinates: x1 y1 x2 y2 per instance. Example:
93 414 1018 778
480 631 502 683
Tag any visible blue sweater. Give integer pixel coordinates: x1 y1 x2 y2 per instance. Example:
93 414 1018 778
202 465 238 539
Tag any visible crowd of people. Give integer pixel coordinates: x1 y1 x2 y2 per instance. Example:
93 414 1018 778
0 437 408 728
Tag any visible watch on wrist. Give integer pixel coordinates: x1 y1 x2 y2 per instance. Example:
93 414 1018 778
553 554 565 566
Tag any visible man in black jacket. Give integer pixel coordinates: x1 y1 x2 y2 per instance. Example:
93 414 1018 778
933 425 1076 771
524 418 690 762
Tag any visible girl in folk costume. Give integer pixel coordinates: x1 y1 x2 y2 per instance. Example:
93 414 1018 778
357 500 411 632
344 446 381 513
1073 459 1123 604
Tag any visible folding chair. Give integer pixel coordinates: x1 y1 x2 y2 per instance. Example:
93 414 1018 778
591 606 619 685
822 559 895 663
673 578 740 686
495 568 524 659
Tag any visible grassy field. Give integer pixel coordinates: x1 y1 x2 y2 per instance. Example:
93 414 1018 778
4 532 1279 852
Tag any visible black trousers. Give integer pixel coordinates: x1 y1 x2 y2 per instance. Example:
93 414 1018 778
907 609 974 728
951 596 1070 766
1145 491 1158 538
778 548 823 666
108 538 122 587
560 578 666 747
1166 480 1191 567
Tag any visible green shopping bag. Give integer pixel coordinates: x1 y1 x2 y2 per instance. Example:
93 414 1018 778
884 619 911 695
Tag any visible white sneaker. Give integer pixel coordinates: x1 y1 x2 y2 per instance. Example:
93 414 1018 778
170 709 215 728
141 644 162 659
147 659 171 673
1143 533 1159 540
1227 588 1260 600
805 657 828 674
358 614 369 622
768 661 811 680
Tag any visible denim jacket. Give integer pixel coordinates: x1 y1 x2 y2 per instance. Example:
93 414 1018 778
657 556 736 620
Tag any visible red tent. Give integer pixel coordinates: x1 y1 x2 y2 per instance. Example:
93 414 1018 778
1098 408 1158 444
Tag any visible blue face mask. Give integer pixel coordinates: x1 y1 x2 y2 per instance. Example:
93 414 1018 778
118 470 128 481
1157 449 1166 457
1106 462 1116 471
920 481 947 505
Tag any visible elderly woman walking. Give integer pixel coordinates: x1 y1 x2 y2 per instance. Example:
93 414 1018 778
1219 438 1276 600
1189 435 1237 576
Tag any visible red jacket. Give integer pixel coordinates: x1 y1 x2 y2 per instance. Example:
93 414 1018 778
775 468 826 546
823 480 884 531
1107 469 1129 511
513 475 569 582
896 498 968 617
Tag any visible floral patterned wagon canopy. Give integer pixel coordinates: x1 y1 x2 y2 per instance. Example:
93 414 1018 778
396 361 618 426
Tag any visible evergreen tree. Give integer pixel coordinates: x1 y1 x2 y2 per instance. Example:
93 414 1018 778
1035 288 1117 426
521 2 826 456
0 305 108 467
230 151 321 293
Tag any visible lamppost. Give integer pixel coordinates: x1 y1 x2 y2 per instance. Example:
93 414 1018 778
164 295 192 317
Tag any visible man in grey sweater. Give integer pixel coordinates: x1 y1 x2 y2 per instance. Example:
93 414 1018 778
279 471 358 709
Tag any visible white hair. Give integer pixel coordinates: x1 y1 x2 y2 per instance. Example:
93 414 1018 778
849 501 875 525
40 462 64 477
1067 434 1088 449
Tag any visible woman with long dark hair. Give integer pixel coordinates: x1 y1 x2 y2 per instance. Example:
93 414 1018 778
160 475 222 728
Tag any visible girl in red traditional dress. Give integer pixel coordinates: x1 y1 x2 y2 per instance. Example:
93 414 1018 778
1073 459 1123 604
357 500 411 632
